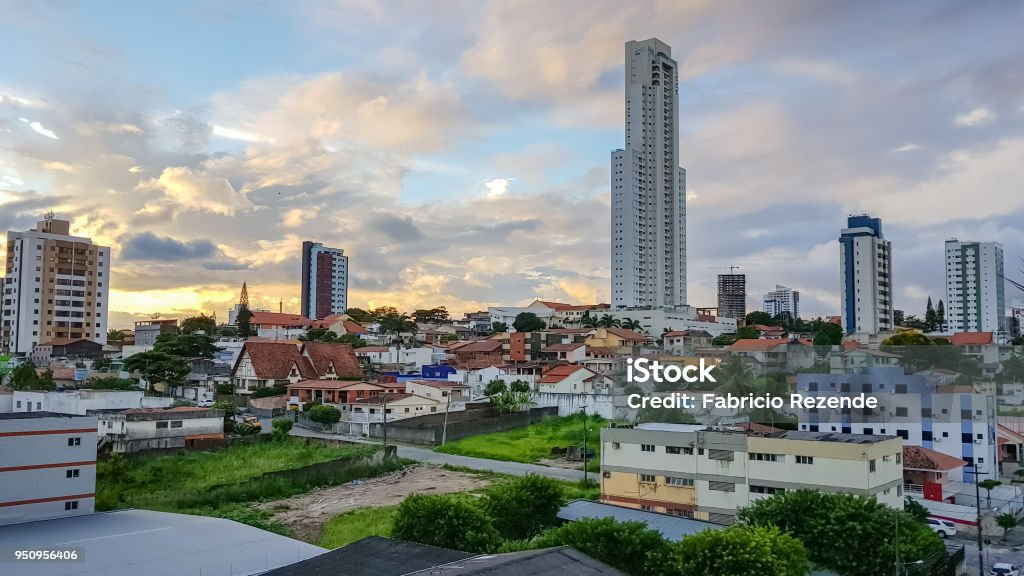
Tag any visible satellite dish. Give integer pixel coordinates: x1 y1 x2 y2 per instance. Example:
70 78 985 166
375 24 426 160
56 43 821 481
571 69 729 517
151 313 161 319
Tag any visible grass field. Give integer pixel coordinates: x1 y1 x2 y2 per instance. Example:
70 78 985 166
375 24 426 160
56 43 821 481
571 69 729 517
434 414 607 471
319 506 399 548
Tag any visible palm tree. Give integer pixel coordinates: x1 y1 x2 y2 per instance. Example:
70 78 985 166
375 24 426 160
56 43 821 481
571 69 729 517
620 318 642 331
580 312 598 329
107 329 126 343
979 479 1002 508
597 314 621 329
379 312 417 348
714 357 757 397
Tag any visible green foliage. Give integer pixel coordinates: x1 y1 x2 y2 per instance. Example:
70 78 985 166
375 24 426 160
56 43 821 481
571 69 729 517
123 350 190 390
509 380 531 393
736 326 759 340
38 369 56 390
904 498 929 523
344 307 374 322
737 490 945 576
996 513 1018 540
236 305 253 338
882 330 935 346
653 525 809 576
490 321 508 334
233 422 260 436
490 390 534 414
308 404 342 425
86 377 136 390
979 479 1002 506
320 505 398 548
218 325 238 338
744 311 774 326
251 384 288 398
107 329 128 343
412 306 449 324
154 333 220 358
379 311 417 345
712 333 739 346
337 333 367 348
92 356 112 371
484 379 508 396
1001 355 1024 383
512 312 546 332
271 418 294 441
392 494 501 553
436 415 607 471
483 474 563 540
216 383 234 395
10 359 40 390
213 400 238 418
181 314 217 335
532 517 669 575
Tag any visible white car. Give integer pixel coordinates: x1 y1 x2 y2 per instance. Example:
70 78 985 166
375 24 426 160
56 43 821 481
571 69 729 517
926 517 957 538
990 564 1019 576
196 399 215 408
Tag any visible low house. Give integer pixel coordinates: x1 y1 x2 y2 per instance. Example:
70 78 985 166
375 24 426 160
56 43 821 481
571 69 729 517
829 348 902 374
725 339 816 374
998 424 1024 474
231 341 316 394
13 389 172 415
537 365 608 395
949 332 1001 376
287 380 398 407
310 314 368 338
30 338 104 367
95 406 224 453
353 346 437 371
585 328 652 352
662 330 712 355
404 380 470 403
450 339 504 368
581 346 625 374
250 311 315 340
902 445 966 503
537 342 586 363
301 342 363 380
344 393 441 425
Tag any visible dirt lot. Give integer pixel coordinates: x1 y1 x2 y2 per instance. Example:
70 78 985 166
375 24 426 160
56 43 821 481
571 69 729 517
535 457 585 470
259 465 492 542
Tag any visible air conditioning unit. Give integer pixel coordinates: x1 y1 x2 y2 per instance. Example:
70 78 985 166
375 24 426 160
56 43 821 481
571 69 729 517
974 439 983 444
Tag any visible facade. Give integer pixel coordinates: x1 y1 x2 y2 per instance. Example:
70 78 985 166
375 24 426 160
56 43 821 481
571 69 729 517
944 240 1005 333
300 241 349 320
133 319 179 347
608 307 737 338
13 390 172 415
30 337 104 366
839 215 893 335
0 412 97 526
795 366 998 482
611 38 687 309
95 407 224 453
716 274 746 319
2 217 111 354
250 311 314 340
763 285 800 319
537 365 609 395
601 424 903 524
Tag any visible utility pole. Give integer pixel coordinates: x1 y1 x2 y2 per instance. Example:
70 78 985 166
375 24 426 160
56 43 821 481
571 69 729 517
972 464 984 576
382 398 388 447
581 405 588 485
441 391 452 446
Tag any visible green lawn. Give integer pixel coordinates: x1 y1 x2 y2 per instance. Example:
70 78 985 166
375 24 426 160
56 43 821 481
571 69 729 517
319 506 399 548
435 415 606 471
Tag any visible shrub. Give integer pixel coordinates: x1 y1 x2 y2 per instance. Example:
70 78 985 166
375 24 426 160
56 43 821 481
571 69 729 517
659 525 809 576
233 422 260 436
392 494 501 553
483 474 563 540
271 418 294 441
532 517 669 575
251 384 288 399
308 404 341 425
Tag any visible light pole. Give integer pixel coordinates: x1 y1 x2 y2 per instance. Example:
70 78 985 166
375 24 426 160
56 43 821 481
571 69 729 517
581 405 588 485
382 397 388 447
970 464 985 576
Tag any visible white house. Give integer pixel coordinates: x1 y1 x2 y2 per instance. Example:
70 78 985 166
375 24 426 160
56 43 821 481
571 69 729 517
537 365 610 395
12 390 172 415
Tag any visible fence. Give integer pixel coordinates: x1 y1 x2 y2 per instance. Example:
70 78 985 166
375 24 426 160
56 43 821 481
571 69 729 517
530 392 616 419
366 406 558 446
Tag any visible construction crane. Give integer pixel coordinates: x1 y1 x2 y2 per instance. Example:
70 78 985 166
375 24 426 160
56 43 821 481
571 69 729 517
706 265 742 274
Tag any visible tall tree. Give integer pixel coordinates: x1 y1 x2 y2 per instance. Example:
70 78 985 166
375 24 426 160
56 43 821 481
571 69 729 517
123 351 189 395
512 312 546 332
412 306 450 324
153 333 220 358
10 360 40 390
343 307 374 323
379 311 417 346
180 313 216 334
925 296 937 332
236 305 253 338
597 314 621 328
745 311 774 326
106 329 127 343
490 321 508 334
936 299 945 331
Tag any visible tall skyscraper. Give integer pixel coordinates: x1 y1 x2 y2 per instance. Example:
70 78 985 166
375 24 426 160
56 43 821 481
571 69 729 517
716 274 746 319
944 239 1005 333
611 38 687 309
763 284 800 319
839 215 893 335
2 215 110 354
300 241 348 320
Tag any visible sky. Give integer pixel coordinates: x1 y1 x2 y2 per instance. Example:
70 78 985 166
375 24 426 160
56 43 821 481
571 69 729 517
1 0 1023 329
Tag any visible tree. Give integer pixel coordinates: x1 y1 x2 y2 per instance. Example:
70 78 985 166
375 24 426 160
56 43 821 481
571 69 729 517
924 296 937 332
996 513 1018 541
154 333 220 358
512 312 546 332
369 306 399 320
812 331 833 347
738 490 945 576
123 351 189 394
337 333 367 348
812 320 843 345
86 377 135 391
936 300 945 331
531 517 670 575
882 329 934 346
745 311 774 326
490 321 508 334
712 333 739 346
904 497 930 523
491 389 533 414
236 305 253 338
620 318 643 331
580 311 598 328
37 369 56 391
412 306 450 324
344 307 374 323
271 417 294 441
1001 355 1024 383
308 404 341 425
715 357 757 396
10 360 40 390
1013 336 1024 346
379 311 417 346
483 474 563 540
106 329 127 343
656 525 809 576
218 325 238 338
894 309 906 326
735 326 759 340
92 356 112 372
305 328 340 342
392 494 501 553
979 479 1001 508
484 379 508 396
596 314 621 328
181 313 216 335
509 380 531 393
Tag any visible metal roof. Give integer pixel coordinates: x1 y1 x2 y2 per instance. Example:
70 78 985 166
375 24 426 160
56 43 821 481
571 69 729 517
0 509 325 576
556 500 721 541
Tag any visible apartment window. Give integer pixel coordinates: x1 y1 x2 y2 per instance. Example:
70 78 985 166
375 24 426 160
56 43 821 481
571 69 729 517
639 474 656 483
749 453 781 462
708 449 734 461
750 485 783 495
170 421 183 428
67 437 81 446
708 481 736 492
796 455 813 465
869 460 877 473
640 444 655 452
665 445 691 455
64 501 79 511
895 407 908 417
66 469 80 478
665 476 694 487
156 421 169 429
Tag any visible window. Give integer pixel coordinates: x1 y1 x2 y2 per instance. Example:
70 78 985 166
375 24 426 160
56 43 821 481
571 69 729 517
708 481 735 492
170 421 183 428
156 421 169 429
666 445 689 454
750 485 783 495
640 505 653 511
64 501 79 511
796 455 813 465
640 474 656 483
67 437 81 446
66 469 80 478
749 452 781 462
895 407 908 417
640 444 655 452
708 449 734 461
869 459 877 472
665 476 694 487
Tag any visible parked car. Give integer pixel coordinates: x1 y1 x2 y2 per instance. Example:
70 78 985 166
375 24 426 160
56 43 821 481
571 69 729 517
926 517 957 538
989 564 1019 576
196 399 215 408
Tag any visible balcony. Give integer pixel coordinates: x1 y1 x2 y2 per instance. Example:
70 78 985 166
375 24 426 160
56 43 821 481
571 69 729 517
903 479 963 501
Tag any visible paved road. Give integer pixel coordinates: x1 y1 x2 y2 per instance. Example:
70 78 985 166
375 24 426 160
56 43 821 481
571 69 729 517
290 426 587 482
955 535 1023 574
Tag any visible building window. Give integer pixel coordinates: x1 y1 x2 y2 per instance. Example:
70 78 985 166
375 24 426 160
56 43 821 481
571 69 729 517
67 437 81 446
750 485 783 495
665 476 693 487
640 444 655 452
639 474 656 483
749 452 781 462
64 501 79 511
170 421 183 428
665 445 691 455
156 421 169 429
708 481 736 492
796 455 813 465
869 460 877 473
66 469 80 478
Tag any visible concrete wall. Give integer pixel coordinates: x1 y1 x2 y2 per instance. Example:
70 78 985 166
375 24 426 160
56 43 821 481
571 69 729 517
531 392 615 419
366 406 558 446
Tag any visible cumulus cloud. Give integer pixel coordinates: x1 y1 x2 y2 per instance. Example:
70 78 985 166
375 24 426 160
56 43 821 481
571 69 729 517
954 107 996 127
119 232 220 261
138 166 253 216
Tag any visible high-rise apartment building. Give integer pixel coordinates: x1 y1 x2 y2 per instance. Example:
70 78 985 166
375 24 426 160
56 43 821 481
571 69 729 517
612 38 687 309
2 216 110 354
763 284 800 319
716 274 746 319
839 215 893 335
944 240 1005 334
300 241 348 320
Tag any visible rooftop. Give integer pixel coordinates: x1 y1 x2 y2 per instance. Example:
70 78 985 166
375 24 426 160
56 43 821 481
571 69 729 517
250 311 315 327
262 535 470 576
557 500 721 541
779 430 897 444
0 411 91 420
0 509 324 576
903 445 967 471
635 422 706 433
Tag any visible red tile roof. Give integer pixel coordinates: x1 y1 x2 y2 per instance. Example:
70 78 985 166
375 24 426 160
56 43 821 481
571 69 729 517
351 393 416 404
405 380 467 389
452 339 503 353
949 332 994 346
842 340 862 351
726 339 787 352
302 342 363 379
250 311 314 327
356 346 391 353
343 320 367 334
539 364 593 384
540 343 585 353
288 379 366 390
902 445 966 471
232 341 316 380
604 328 652 342
733 422 783 434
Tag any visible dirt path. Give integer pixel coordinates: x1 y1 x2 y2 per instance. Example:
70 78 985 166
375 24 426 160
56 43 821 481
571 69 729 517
259 465 492 542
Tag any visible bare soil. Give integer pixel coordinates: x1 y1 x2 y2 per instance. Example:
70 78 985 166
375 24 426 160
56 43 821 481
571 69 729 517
536 457 585 470
259 465 492 542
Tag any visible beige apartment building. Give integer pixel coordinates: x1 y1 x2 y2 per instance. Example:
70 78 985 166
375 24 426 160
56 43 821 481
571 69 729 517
2 216 110 354
601 423 904 524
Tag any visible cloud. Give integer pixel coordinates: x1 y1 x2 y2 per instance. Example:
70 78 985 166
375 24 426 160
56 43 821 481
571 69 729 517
892 143 920 153
281 208 311 228
954 107 995 127
483 177 512 198
20 118 59 139
366 212 425 243
119 232 220 261
139 166 253 216
770 59 858 85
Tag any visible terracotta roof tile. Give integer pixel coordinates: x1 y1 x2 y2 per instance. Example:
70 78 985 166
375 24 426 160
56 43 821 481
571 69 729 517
949 332 994 346
540 343 585 353
302 342 363 379
232 341 316 380
903 445 966 471
250 311 314 327
539 364 593 384
726 339 787 352
452 339 503 353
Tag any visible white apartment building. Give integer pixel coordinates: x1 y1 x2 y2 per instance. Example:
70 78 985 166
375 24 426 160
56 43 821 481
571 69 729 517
2 216 111 354
612 38 687 308
12 390 172 415
0 412 97 526
944 240 1005 333
608 306 737 338
601 424 903 524
839 215 893 335
300 241 349 320
763 285 800 319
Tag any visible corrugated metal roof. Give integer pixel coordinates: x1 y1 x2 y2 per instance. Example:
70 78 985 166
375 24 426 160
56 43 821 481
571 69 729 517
556 500 722 541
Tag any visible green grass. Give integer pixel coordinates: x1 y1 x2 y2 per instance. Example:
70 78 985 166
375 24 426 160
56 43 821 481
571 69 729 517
319 506 399 548
435 415 607 471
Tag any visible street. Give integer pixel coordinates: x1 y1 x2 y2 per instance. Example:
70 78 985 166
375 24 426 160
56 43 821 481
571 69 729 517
955 534 1024 574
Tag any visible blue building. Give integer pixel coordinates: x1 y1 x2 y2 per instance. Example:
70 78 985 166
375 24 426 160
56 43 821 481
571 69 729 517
839 215 893 335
